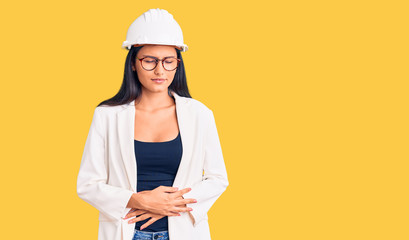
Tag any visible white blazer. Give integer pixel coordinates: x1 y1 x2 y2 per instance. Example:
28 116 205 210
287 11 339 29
77 90 229 240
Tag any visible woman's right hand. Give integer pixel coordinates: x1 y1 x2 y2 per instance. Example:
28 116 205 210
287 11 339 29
128 186 197 216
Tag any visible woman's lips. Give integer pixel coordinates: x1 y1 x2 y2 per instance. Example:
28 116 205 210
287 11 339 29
152 79 166 83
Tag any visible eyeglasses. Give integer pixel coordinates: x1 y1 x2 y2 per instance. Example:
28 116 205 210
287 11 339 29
137 56 181 71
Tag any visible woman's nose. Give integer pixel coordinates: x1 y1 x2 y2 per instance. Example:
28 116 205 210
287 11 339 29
154 61 166 75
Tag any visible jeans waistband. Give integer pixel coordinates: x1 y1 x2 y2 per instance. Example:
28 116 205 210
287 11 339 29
133 229 169 240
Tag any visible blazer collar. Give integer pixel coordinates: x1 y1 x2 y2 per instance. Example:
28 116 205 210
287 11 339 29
116 90 194 192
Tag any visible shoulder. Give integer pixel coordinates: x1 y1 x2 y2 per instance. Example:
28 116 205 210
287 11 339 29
92 104 124 119
95 104 123 112
183 96 213 116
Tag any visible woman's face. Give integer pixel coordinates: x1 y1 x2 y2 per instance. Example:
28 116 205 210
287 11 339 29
133 45 178 94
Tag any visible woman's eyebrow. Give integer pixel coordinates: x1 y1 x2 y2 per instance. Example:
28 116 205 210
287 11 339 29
141 55 177 58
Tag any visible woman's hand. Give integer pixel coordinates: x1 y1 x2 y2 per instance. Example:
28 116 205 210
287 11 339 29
124 208 167 230
125 194 195 229
129 186 197 216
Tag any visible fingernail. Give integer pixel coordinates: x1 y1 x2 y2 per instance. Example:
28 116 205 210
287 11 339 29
189 208 193 211
194 200 197 203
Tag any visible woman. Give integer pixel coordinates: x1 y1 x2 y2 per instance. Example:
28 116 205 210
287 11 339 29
76 8 229 240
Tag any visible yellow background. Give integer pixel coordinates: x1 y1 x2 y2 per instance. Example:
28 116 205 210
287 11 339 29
1 0 408 239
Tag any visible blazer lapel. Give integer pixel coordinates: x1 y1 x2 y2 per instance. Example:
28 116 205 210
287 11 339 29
172 91 195 188
116 90 194 192
117 104 136 191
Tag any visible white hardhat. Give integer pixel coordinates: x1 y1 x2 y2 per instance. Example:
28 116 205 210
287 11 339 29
122 8 188 52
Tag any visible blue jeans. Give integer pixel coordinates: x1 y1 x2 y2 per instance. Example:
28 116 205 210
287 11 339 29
132 229 169 240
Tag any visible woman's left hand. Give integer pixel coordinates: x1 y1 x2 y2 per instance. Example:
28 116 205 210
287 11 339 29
124 208 170 230
125 206 188 229
124 196 190 230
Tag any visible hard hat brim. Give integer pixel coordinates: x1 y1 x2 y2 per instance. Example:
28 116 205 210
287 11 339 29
122 42 188 52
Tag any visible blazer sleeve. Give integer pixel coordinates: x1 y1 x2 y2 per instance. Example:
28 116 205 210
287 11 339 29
183 109 229 227
76 107 134 221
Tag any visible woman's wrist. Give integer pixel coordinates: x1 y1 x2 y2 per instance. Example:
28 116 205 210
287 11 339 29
126 193 144 209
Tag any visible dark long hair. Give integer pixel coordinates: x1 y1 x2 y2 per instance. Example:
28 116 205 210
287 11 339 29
97 45 192 107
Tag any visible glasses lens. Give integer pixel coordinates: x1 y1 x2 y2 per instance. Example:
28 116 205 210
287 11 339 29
141 57 157 70
163 57 178 71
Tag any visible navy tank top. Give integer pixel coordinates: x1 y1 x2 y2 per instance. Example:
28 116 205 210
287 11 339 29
133 131 183 232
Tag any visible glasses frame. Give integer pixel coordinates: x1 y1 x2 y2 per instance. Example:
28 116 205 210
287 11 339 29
137 56 181 71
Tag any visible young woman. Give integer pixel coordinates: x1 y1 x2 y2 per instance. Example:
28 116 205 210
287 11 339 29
77 9 229 240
